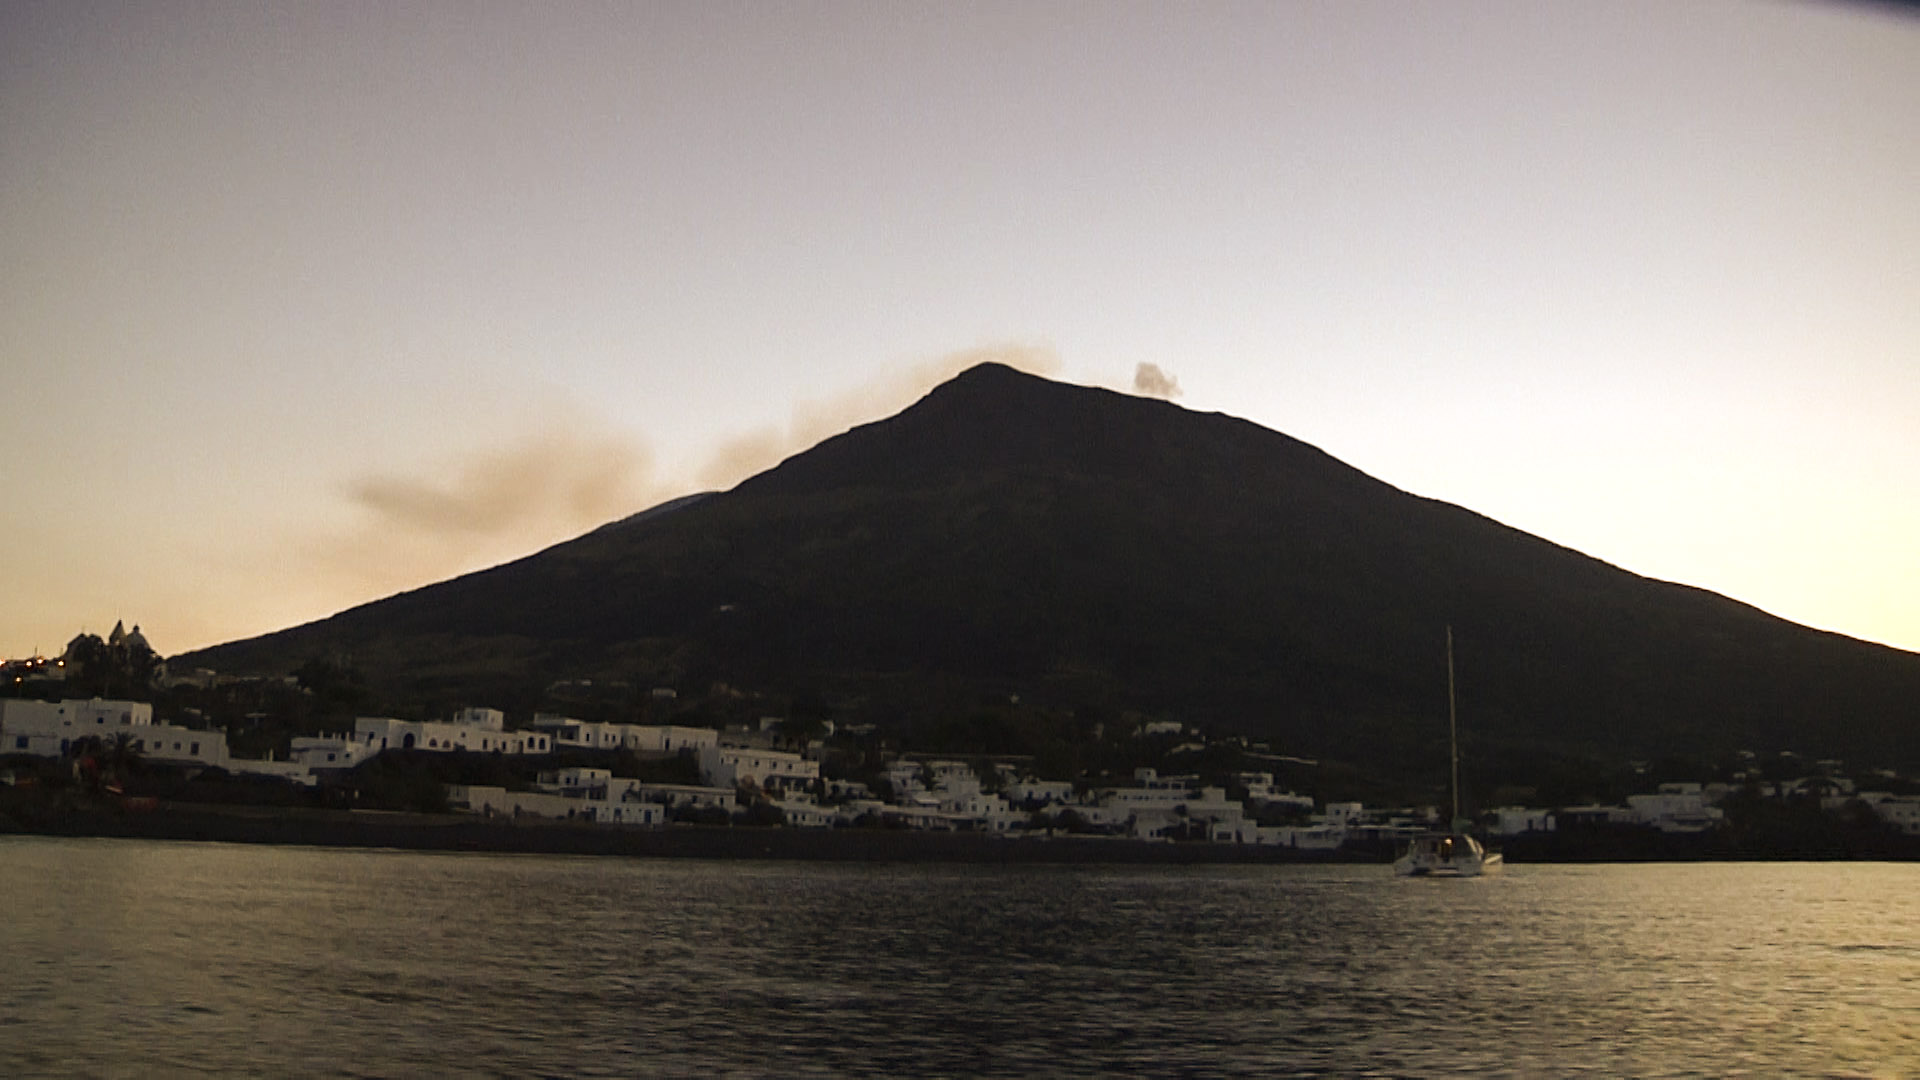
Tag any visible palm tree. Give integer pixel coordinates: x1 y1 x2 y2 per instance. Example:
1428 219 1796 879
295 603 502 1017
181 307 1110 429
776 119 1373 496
104 731 143 784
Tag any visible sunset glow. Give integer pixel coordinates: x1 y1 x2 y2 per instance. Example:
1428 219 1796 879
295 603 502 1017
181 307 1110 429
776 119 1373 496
3 2 1914 657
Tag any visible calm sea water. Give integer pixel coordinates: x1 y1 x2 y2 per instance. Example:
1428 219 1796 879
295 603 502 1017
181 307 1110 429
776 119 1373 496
2 837 1915 1078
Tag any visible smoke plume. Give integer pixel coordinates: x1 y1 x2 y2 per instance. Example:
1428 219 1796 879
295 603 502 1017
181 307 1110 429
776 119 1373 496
695 343 1061 489
1132 363 1182 400
313 424 671 598
349 430 654 537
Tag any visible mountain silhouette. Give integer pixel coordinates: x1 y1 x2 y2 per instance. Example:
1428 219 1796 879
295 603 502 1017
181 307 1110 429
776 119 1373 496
181 363 1920 776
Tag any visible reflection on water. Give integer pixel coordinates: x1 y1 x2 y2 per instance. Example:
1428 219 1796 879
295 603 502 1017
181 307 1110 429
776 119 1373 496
3 837 1916 1077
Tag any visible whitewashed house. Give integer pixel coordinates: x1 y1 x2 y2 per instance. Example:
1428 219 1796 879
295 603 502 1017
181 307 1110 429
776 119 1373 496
1004 779 1074 807
1626 792 1723 833
1859 793 1920 835
772 795 833 828
131 725 230 768
1256 823 1348 850
289 735 367 771
1095 769 1247 839
452 773 667 826
881 758 928 797
1490 806 1555 836
1 698 153 756
534 715 719 755
822 778 873 802
355 712 551 756
0 697 235 769
628 725 718 754
699 744 818 791
634 782 736 810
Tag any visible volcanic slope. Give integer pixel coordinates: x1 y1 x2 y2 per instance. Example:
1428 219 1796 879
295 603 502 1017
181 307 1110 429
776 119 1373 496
182 363 1920 772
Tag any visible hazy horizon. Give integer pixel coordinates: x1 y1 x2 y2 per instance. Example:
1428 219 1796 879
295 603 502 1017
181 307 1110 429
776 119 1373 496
5 1 1916 657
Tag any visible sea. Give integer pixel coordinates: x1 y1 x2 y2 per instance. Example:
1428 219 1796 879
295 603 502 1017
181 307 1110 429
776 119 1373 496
2 837 1915 1078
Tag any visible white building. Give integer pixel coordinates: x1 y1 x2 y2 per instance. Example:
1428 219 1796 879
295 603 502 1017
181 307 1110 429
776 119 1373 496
1860 794 1920 835
1490 806 1555 836
540 766 615 793
1004 779 1074 806
772 795 833 828
699 744 819 791
1320 802 1365 826
0 697 375 781
1556 804 1634 826
288 735 368 771
452 706 505 728
1255 823 1348 850
925 760 979 791
0 698 230 769
534 715 719 755
1627 792 1724 833
540 717 628 751
355 713 551 756
1238 774 1315 814
130 724 229 768
633 782 736 810
451 779 667 826
822 778 873 802
881 758 928 796
2 698 154 756
1078 771 1249 839
630 725 718 754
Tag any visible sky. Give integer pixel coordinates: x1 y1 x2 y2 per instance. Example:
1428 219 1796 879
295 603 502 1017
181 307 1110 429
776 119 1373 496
3 1 1916 659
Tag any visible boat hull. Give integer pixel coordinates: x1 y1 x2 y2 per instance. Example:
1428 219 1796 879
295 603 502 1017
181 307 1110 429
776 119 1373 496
1394 852 1502 877
1394 835 1502 877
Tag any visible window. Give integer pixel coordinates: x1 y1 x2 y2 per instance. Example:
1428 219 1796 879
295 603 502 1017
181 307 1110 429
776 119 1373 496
14 736 25 749
190 743 200 755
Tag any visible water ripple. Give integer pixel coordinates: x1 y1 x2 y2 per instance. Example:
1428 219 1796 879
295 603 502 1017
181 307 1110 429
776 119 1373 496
2 840 1918 1077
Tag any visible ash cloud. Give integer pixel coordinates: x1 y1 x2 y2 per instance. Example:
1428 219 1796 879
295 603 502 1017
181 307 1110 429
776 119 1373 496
314 424 672 598
1132 363 1182 400
311 344 1062 601
695 343 1061 489
349 431 655 537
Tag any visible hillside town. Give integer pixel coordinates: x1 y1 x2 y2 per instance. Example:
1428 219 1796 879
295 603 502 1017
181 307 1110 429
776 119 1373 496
7 666 1920 853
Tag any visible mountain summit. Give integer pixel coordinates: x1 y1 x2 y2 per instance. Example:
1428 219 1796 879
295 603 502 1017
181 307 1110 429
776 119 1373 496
183 364 1920 774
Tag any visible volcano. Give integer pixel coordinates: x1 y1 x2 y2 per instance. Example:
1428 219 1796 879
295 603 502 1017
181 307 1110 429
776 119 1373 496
180 363 1920 775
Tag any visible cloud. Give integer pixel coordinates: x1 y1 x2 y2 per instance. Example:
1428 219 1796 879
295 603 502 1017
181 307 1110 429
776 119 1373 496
1132 363 1182 400
305 423 678 600
695 343 1061 489
349 430 656 538
300 344 1063 619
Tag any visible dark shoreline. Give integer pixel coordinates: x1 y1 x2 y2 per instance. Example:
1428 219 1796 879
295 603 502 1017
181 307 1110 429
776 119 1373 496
8 803 1916 863
0 803 1387 864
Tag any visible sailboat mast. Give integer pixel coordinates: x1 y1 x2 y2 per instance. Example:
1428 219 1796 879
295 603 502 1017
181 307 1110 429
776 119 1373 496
1446 625 1459 828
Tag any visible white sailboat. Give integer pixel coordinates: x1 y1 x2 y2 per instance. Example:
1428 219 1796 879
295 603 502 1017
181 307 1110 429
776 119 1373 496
1394 626 1503 877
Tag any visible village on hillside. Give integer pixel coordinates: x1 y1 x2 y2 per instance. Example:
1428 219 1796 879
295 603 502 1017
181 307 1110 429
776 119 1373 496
6 627 1919 855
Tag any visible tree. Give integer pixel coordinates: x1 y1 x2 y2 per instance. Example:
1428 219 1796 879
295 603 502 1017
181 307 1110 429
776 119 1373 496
295 655 370 713
103 731 143 783
739 799 787 827
61 630 161 699
63 634 108 697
